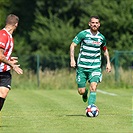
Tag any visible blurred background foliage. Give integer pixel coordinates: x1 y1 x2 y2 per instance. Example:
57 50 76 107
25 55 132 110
0 0 133 70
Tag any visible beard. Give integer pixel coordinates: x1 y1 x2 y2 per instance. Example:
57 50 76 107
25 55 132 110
91 26 99 32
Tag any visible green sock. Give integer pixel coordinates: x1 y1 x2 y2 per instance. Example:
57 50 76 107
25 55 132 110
88 92 96 105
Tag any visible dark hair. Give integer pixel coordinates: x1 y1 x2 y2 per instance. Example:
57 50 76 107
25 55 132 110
89 16 100 22
6 14 19 25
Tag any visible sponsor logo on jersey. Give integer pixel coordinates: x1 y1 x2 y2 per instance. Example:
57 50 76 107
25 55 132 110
84 40 101 45
92 41 101 45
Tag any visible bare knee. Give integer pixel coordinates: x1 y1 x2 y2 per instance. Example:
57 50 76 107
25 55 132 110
78 88 86 95
90 82 98 92
0 87 10 98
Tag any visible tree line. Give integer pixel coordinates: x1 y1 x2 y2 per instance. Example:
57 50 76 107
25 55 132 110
0 0 133 69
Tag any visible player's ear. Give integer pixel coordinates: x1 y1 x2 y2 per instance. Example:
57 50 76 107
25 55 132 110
88 22 91 26
98 22 100 27
14 23 18 28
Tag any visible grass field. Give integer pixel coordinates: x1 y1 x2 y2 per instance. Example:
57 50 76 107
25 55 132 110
0 88 132 133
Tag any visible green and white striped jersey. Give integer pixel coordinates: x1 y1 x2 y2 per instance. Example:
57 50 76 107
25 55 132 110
72 29 106 69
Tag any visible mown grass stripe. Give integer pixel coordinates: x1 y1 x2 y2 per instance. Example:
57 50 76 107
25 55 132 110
0 89 132 133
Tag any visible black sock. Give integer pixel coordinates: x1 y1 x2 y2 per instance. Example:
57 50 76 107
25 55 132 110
0 97 5 111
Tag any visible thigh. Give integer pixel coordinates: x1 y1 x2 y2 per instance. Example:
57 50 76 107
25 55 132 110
89 68 102 83
0 71 11 98
0 71 12 89
76 68 87 88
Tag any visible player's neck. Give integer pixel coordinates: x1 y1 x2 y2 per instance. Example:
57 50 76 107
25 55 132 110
5 25 14 35
90 29 98 35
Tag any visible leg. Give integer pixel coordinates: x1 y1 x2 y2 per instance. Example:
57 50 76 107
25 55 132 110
76 68 88 102
78 87 88 102
0 71 11 111
88 69 102 105
88 82 98 105
90 82 98 92
0 71 11 127
78 87 86 95
0 87 9 98
0 87 9 127
0 87 9 111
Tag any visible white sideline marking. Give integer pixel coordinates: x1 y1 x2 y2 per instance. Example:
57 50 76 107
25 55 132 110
97 89 118 96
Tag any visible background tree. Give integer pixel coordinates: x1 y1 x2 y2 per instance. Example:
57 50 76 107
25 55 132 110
0 0 133 69
29 0 133 57
0 0 12 27
6 0 36 56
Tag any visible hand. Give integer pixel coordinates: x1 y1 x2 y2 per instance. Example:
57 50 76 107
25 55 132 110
11 57 18 60
10 57 23 74
12 64 23 74
70 60 76 68
10 57 18 65
106 64 111 73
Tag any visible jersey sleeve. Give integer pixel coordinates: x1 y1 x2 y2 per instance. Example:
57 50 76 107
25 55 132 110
72 31 86 45
0 31 8 49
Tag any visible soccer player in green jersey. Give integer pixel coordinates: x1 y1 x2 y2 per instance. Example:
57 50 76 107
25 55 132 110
70 16 111 106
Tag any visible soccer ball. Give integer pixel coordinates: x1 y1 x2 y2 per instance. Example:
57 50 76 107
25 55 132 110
85 104 99 117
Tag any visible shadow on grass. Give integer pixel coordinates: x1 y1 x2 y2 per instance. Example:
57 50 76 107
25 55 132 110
65 114 86 117
0 125 9 127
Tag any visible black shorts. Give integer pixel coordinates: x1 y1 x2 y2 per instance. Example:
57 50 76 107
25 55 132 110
0 71 12 89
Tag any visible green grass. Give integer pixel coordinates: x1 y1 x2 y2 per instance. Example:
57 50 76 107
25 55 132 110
0 88 132 133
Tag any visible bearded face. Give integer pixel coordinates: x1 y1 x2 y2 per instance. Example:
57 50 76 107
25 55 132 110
89 18 100 32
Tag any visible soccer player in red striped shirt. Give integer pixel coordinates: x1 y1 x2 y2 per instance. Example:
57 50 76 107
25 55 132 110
0 14 23 112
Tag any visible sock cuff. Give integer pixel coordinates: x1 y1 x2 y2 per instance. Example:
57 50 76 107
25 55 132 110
90 92 96 95
0 97 5 111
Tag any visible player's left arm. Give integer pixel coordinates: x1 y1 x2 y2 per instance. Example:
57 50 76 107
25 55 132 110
103 47 111 72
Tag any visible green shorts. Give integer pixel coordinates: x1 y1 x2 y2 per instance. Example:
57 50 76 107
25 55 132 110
76 67 102 88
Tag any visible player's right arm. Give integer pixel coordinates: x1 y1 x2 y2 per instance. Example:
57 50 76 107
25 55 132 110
70 42 77 68
70 31 86 68
0 48 23 74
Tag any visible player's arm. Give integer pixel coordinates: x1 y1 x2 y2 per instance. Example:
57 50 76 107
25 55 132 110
0 48 13 67
70 42 77 68
103 47 111 72
70 31 85 68
0 48 23 74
